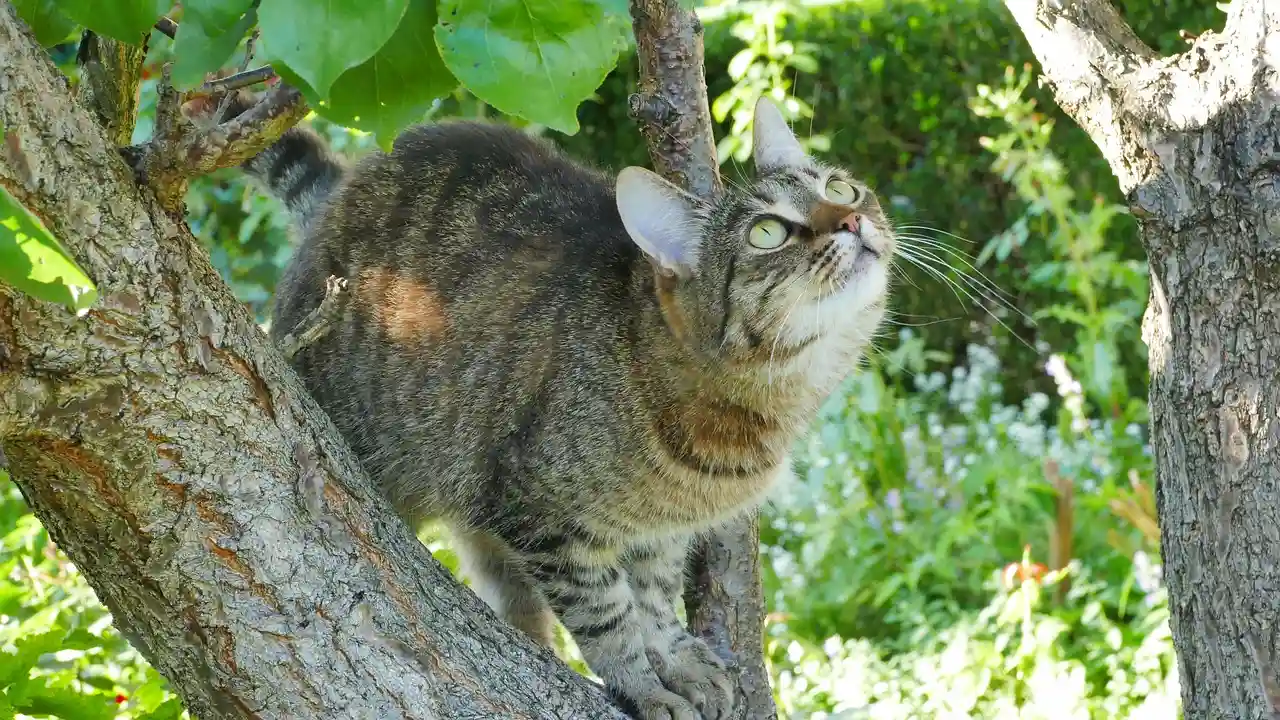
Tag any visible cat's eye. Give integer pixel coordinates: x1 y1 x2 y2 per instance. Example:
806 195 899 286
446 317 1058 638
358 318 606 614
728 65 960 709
748 218 789 250
824 179 859 205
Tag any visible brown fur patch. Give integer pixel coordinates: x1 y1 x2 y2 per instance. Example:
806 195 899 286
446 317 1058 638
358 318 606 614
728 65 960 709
360 268 449 343
653 393 781 477
653 271 691 346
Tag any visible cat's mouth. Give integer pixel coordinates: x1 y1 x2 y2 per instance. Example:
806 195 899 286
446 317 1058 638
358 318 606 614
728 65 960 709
813 238 882 299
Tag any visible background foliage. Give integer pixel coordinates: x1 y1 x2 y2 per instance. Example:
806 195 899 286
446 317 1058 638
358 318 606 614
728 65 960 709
1 0 1226 717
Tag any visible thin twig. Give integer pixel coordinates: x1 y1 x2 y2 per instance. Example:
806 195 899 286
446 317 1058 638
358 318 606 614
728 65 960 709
278 276 349 360
192 66 277 98
215 28 261 120
154 16 178 39
152 16 279 97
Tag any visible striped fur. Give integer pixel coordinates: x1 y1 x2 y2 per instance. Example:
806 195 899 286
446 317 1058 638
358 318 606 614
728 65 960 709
225 93 895 720
216 92 345 233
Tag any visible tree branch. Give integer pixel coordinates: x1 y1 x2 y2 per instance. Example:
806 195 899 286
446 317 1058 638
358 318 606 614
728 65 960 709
127 62 308 214
626 2 775 718
1002 0 1160 190
0 2 627 717
279 276 348 360
628 0 722 199
74 30 147 146
114 15 295 214
152 15 280 99
1221 0 1279 85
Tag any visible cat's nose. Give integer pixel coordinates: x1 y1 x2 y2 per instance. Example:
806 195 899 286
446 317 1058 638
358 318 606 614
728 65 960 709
838 213 861 235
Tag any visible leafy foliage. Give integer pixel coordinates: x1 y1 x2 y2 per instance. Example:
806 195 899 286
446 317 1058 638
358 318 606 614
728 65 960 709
322 0 456 146
170 2 257 89
0 185 98 313
0 480 188 719
58 0 170 43
13 0 631 144
10 0 76 47
436 0 631 134
971 66 1147 419
258 0 409 98
708 2 825 163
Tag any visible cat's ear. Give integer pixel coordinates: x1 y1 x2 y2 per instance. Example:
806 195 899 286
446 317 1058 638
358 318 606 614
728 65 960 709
616 167 704 277
752 97 806 170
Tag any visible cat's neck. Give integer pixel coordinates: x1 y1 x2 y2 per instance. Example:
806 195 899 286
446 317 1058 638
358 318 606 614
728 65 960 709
628 276 853 469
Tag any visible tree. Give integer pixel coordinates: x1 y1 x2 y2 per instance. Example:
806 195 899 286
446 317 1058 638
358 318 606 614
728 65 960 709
1003 0 1280 716
0 0 774 717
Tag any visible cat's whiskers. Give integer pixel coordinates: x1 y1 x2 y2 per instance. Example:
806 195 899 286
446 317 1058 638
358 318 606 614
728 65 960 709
896 234 1020 306
893 223 976 245
892 242 1034 349
895 237 1027 321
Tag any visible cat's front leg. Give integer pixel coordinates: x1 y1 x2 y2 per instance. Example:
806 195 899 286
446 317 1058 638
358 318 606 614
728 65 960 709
622 537 735 720
530 542 703 720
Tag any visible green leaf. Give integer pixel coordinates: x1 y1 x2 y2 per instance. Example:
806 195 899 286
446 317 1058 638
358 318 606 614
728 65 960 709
182 0 254 35
11 683 116 720
171 6 257 90
0 629 64 688
317 0 457 146
258 0 409 98
12 0 77 47
135 697 186 720
435 0 630 134
0 186 99 313
59 0 169 44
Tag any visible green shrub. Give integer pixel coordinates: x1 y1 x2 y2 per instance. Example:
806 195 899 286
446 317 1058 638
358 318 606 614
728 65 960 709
768 557 1175 719
0 481 187 719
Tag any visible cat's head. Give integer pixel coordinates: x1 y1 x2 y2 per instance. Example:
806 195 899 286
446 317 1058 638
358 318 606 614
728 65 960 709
615 98 895 370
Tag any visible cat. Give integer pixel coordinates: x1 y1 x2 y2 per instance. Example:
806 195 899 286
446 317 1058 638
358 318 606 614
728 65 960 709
225 93 895 720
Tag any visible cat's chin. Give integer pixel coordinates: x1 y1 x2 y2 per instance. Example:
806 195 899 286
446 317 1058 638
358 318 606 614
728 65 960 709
817 261 890 317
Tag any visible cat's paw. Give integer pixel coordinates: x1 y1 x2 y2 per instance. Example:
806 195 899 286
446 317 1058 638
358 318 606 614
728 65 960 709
609 684 701 720
644 634 735 720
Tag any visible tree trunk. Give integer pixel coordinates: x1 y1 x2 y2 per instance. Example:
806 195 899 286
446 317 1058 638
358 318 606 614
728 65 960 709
627 2 777 718
0 4 628 718
1004 1 1280 717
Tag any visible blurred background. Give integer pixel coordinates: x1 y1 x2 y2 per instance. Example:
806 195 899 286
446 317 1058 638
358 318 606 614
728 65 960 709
4 0 1225 717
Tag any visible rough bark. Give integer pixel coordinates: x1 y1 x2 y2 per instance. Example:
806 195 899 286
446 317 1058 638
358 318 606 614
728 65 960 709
75 30 147 146
130 65 308 213
627 2 776 718
0 4 628 718
1004 0 1280 717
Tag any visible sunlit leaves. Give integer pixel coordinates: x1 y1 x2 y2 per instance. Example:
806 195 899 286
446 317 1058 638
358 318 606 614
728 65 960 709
182 0 254 36
59 0 169 43
52 0 628 141
318 0 457 147
257 0 409 98
171 6 257 90
11 0 76 47
0 186 98 313
435 0 630 134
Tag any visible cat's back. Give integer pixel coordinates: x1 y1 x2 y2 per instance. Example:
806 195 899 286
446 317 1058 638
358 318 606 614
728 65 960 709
324 120 631 269
273 118 642 345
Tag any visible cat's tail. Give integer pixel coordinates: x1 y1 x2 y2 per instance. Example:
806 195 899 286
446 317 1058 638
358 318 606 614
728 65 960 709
189 86 345 235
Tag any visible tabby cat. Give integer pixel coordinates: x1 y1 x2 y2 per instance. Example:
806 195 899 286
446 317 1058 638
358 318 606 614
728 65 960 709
229 95 895 720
